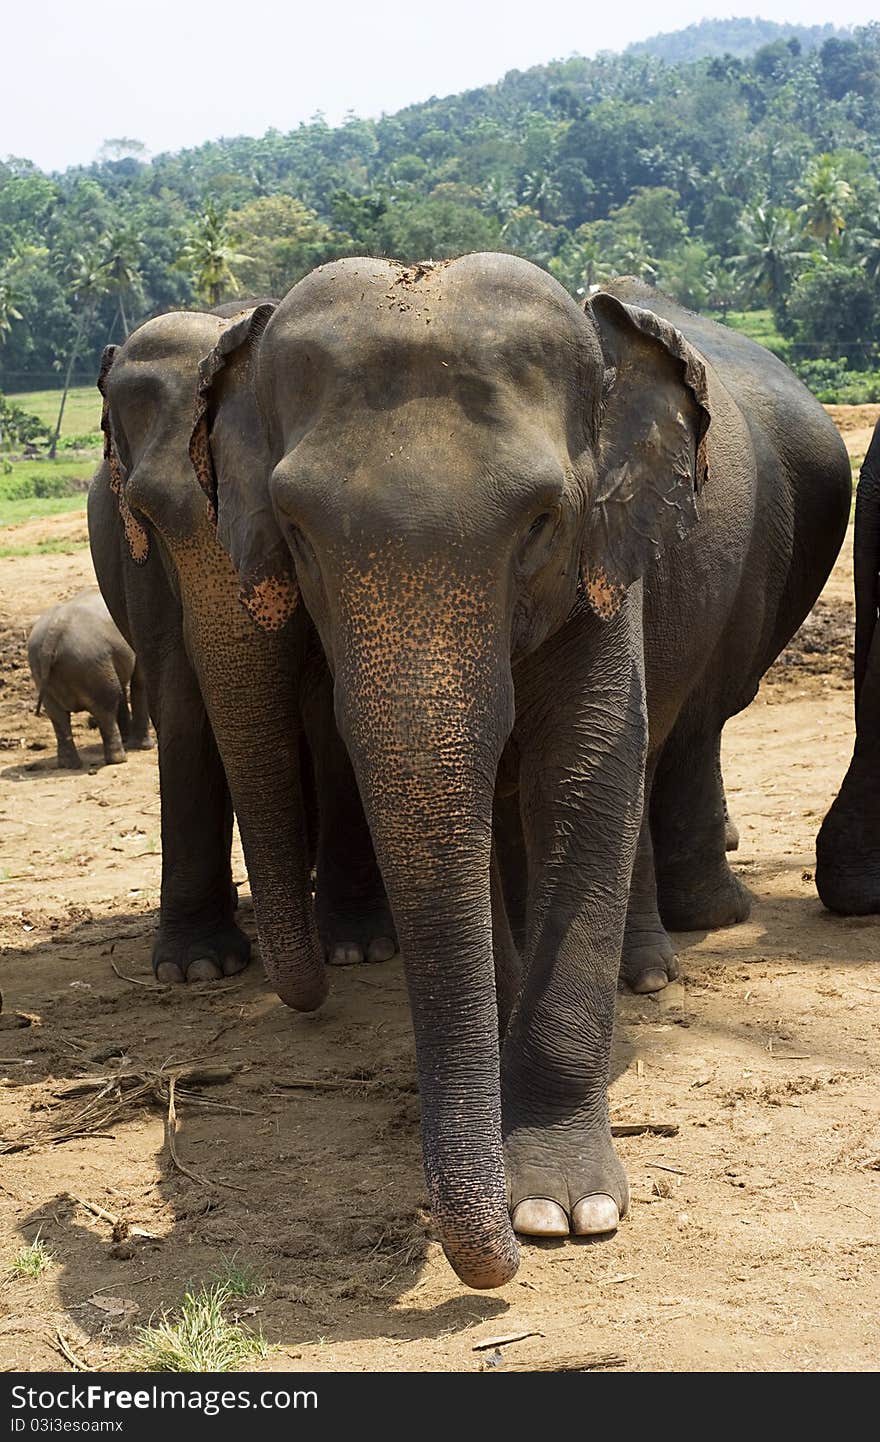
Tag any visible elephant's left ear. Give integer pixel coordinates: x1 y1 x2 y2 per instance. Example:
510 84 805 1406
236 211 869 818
582 292 711 620
190 304 300 632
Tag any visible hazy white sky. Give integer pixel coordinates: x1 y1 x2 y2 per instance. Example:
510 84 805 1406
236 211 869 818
3 2 877 172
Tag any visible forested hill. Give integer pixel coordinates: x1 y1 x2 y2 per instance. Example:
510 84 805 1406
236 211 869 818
2 21 880 393
628 18 845 62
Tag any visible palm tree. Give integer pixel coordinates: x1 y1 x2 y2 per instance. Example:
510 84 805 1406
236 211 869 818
49 249 110 459
99 225 143 339
178 201 250 306
483 176 518 224
846 211 880 283
520 171 562 223
0 272 23 346
797 156 854 249
732 204 811 309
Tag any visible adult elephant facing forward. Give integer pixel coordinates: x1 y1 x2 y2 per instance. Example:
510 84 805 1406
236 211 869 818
198 256 849 1289
89 303 393 993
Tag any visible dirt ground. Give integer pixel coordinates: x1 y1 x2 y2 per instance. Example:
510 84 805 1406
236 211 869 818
0 411 878 1374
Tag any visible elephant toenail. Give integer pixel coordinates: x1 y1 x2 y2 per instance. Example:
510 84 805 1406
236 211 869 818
155 961 185 984
511 1199 570 1237
222 953 247 976
186 957 224 982
367 936 397 963
328 943 364 966
632 967 673 994
571 1194 620 1235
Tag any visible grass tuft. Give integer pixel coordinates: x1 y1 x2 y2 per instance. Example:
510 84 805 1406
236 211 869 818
212 1252 267 1298
130 1282 268 1372
9 1233 54 1279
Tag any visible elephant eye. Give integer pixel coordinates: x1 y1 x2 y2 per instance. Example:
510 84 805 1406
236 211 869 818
527 512 552 540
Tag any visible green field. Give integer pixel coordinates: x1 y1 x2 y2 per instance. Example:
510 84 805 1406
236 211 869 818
7 385 101 440
0 457 96 528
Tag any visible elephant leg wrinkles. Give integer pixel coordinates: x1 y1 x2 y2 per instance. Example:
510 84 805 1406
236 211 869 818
621 752 680 993
501 600 645 1241
651 710 752 934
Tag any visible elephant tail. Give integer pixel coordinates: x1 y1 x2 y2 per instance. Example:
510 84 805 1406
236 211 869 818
29 613 64 717
854 419 880 722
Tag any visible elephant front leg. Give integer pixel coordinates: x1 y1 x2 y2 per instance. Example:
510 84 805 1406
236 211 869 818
502 605 646 1240
151 647 250 984
301 663 397 966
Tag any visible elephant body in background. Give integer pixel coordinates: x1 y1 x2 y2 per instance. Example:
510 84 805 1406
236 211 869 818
88 304 393 986
817 417 880 911
27 588 150 768
200 255 850 1289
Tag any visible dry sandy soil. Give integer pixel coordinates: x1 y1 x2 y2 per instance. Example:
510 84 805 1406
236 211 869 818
0 411 878 1374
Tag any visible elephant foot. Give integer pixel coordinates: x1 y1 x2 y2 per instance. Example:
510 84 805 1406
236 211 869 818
153 921 252 984
319 904 399 966
57 750 83 770
815 860 880 915
658 864 752 933
620 915 680 994
127 734 155 752
104 748 127 766
506 1126 628 1239
316 872 398 966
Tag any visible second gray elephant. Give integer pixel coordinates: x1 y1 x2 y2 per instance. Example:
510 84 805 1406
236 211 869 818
28 589 151 768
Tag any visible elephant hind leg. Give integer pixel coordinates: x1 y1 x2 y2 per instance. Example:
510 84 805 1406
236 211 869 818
651 715 751 934
42 696 82 770
94 704 127 765
621 755 680 994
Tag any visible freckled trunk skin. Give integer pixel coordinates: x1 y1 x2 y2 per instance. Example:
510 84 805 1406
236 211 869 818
332 561 519 1287
174 522 326 1010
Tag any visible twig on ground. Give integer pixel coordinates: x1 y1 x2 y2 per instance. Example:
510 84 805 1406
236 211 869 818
473 1329 543 1350
164 1074 245 1192
53 1329 88 1371
110 960 158 989
610 1123 679 1137
484 1351 626 1373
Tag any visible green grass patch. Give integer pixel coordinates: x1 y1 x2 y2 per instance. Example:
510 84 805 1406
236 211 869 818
0 532 89 559
7 386 101 439
212 1254 267 1299
0 457 95 528
8 1234 54 1280
0 491 89 530
130 1282 268 1372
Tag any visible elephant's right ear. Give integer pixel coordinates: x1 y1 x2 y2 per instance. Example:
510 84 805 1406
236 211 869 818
190 304 300 632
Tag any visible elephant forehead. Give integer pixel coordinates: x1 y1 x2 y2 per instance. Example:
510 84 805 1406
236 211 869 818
264 254 597 397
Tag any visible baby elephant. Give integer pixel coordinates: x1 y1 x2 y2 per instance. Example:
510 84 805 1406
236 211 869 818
28 589 151 768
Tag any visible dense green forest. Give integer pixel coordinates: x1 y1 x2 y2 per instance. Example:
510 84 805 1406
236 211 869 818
2 18 880 407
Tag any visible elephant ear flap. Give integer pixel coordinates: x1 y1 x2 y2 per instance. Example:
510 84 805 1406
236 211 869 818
190 304 300 632
582 291 711 620
96 343 150 565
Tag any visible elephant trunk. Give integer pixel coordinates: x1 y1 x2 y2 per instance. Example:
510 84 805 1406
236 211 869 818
176 538 327 1011
334 592 518 1289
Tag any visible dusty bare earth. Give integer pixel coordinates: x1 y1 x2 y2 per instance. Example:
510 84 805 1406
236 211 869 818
0 411 878 1374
